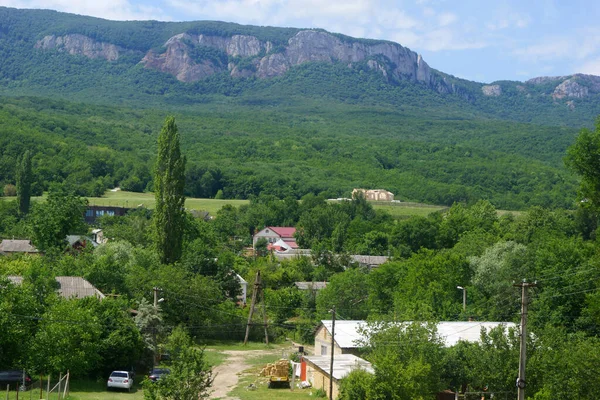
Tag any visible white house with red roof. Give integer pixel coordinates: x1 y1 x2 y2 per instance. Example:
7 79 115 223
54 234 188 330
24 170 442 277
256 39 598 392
252 226 298 250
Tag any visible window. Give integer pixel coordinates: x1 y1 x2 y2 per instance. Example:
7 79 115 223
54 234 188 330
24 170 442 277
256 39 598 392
107 210 115 216
85 210 93 217
97 210 104 216
321 345 328 355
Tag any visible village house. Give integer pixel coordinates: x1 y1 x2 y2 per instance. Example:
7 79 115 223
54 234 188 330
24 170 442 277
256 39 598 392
6 275 105 300
85 205 131 224
0 239 40 256
352 188 395 202
252 226 298 250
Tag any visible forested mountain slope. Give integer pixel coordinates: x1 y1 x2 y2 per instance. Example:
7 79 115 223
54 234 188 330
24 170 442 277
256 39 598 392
0 7 593 208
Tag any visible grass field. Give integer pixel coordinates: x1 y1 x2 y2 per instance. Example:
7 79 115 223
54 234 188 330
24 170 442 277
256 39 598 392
85 190 249 214
2 191 518 219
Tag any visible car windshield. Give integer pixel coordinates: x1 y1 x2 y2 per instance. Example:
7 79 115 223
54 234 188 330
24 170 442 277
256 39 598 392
152 369 169 374
110 372 128 378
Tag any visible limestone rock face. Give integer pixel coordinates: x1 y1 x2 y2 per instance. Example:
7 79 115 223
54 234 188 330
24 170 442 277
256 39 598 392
35 34 133 61
552 79 589 99
33 29 468 97
139 29 445 88
256 53 289 78
142 34 219 82
482 85 502 96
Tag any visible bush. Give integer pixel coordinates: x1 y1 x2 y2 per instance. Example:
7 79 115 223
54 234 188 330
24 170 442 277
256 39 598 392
3 184 16 197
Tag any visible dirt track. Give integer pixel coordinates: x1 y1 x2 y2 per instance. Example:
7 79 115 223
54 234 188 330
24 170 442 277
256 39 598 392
209 349 273 400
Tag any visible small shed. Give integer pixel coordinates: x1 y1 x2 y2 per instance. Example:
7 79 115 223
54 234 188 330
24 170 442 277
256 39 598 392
304 354 374 399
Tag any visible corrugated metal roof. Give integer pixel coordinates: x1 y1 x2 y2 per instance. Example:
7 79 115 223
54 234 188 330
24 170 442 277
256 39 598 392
304 354 374 381
320 320 517 348
56 276 105 299
6 275 104 300
437 321 518 346
350 255 389 266
321 320 368 349
0 240 39 253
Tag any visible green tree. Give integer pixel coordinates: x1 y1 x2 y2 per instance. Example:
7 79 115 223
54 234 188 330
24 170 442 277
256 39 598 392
31 299 102 377
153 116 186 265
16 150 33 215
143 326 213 400
356 321 447 400
566 117 600 208
29 187 87 253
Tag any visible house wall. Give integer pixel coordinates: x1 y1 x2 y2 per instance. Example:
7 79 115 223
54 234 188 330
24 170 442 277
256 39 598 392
252 228 282 247
306 363 340 399
352 189 394 202
314 325 343 356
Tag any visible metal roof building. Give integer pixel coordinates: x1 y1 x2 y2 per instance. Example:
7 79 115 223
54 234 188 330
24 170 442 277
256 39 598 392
316 320 518 355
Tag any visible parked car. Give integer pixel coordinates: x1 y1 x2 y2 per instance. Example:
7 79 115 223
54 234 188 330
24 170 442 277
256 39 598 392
0 370 32 390
148 368 170 382
107 371 133 392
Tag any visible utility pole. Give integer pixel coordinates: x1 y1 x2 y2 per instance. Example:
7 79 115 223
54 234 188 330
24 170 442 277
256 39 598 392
329 306 336 400
514 280 536 400
457 286 466 313
244 271 269 345
153 287 160 366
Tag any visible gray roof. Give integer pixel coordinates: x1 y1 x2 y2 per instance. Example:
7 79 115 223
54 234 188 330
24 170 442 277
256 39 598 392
295 282 328 290
320 320 518 348
56 276 105 299
0 240 39 254
350 255 389 266
66 235 98 248
304 354 374 381
5 275 104 300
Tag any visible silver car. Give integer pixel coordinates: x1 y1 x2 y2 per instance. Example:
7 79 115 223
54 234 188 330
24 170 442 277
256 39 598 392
107 371 133 392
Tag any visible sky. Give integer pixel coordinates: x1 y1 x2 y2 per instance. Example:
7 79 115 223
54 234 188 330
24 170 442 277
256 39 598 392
1 0 599 83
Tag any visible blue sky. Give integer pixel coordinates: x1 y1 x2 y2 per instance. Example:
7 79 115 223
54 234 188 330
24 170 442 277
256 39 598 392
2 0 599 83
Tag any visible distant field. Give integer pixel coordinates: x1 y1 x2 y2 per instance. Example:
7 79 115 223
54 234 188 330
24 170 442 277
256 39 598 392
2 191 519 218
86 191 249 214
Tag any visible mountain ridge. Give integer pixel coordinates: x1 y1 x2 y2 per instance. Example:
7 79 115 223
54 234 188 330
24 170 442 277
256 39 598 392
2 6 599 111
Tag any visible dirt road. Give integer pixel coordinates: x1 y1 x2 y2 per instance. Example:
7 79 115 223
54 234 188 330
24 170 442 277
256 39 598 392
209 349 277 400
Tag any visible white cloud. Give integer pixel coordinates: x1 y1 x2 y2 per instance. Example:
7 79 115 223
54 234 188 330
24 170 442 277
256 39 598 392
579 58 600 76
514 30 600 63
487 12 531 31
0 0 167 20
438 12 457 27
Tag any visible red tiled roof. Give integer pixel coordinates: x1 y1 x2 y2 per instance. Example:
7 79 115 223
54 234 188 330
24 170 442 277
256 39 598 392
268 227 296 238
283 239 299 249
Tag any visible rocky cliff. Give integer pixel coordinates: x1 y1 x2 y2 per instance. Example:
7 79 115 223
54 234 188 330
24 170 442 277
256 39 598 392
33 29 600 105
35 34 140 61
35 30 466 96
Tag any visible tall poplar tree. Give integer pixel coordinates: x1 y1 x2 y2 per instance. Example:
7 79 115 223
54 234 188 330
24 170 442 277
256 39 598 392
154 116 186 264
16 150 32 215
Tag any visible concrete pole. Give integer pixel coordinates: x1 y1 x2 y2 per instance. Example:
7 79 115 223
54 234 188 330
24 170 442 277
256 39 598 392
329 306 336 400
515 280 536 400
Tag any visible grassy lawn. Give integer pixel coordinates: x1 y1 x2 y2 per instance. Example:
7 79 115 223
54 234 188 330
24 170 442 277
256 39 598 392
371 203 446 218
3 380 144 400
